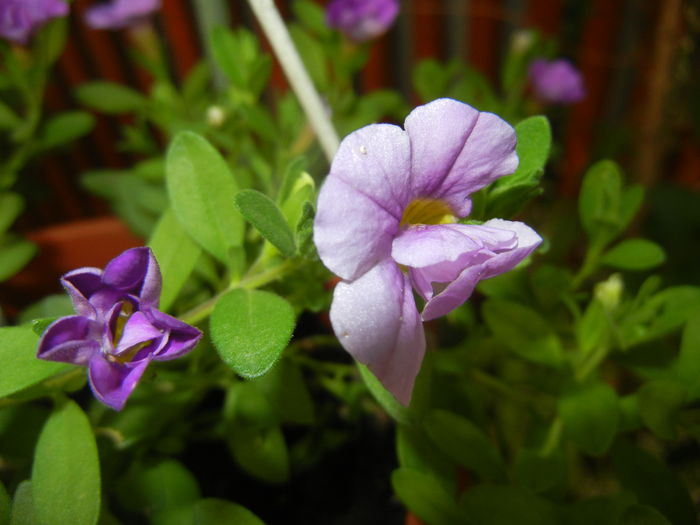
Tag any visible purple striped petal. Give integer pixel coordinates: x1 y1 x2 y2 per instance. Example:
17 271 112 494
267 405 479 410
37 316 99 365
103 247 162 308
88 354 150 411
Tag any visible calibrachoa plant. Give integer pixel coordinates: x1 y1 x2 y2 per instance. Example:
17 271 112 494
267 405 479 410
84 0 160 30
1 1 699 524
326 0 399 42
0 0 68 45
315 98 541 403
528 57 586 104
37 247 201 410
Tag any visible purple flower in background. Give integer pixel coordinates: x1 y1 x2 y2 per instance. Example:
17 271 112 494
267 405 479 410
0 0 68 45
314 98 542 404
528 58 586 104
37 247 201 410
85 0 160 30
326 0 399 42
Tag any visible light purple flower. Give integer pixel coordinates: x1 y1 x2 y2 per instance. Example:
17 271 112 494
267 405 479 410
314 98 542 405
37 247 201 410
0 0 68 45
528 58 586 104
326 0 399 43
84 0 160 30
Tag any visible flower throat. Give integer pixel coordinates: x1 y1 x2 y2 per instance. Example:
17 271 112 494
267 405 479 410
400 198 456 227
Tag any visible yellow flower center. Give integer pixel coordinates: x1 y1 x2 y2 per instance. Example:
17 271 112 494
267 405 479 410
400 198 456 226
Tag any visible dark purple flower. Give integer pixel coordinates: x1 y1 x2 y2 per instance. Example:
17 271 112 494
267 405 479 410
326 0 399 42
84 0 160 30
314 98 542 405
528 58 586 104
0 0 68 45
37 247 201 410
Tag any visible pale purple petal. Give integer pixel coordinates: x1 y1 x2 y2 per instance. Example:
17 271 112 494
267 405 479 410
314 176 399 281
147 309 202 360
0 0 68 45
329 123 411 217
529 58 585 104
403 99 480 212
88 354 150 410
393 223 517 301
37 316 99 365
85 0 160 30
326 0 399 42
103 247 161 308
113 311 162 355
421 219 542 320
330 260 425 405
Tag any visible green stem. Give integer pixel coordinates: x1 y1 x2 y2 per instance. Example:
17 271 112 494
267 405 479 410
571 242 605 291
540 417 563 456
179 259 297 325
575 344 609 382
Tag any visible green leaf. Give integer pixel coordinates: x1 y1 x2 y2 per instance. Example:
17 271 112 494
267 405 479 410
576 299 608 357
563 493 636 525
210 289 295 378
391 468 467 525
234 189 296 257
115 460 200 517
193 499 265 525
620 505 673 525
75 82 148 114
253 359 314 424
482 299 563 367
32 400 100 525
0 237 37 282
601 239 666 270
288 24 327 90
166 131 243 264
39 111 95 150
0 326 71 398
612 440 696 525
0 480 8 525
18 294 73 325
512 449 566 494
500 116 551 186
291 0 331 36
460 484 559 525
9 481 34 525
579 160 624 244
637 381 686 440
0 101 19 129
226 382 289 484
424 409 505 480
396 425 456 494
0 192 23 234
559 383 619 456
677 314 700 389
148 208 202 311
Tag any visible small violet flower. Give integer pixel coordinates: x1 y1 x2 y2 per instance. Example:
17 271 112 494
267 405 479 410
37 247 201 410
85 0 160 30
528 58 585 104
314 98 542 404
326 0 399 43
0 0 68 45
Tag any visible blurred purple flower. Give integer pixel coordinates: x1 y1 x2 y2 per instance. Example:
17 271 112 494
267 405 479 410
85 0 160 30
326 0 399 42
37 247 201 410
0 0 68 45
528 58 586 104
314 98 542 405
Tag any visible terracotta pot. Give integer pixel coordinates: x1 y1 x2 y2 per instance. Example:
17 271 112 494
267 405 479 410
0 217 143 317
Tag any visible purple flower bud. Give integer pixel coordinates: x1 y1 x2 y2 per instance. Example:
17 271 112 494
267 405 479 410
314 99 542 405
37 247 201 410
84 0 160 30
326 0 399 43
528 58 586 105
0 0 68 45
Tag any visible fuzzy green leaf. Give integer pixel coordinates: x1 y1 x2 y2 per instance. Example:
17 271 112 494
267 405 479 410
166 131 243 264
32 401 100 525
601 239 666 270
210 289 295 378
559 383 619 456
234 189 296 257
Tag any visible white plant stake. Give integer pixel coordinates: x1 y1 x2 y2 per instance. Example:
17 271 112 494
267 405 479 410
247 0 340 162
